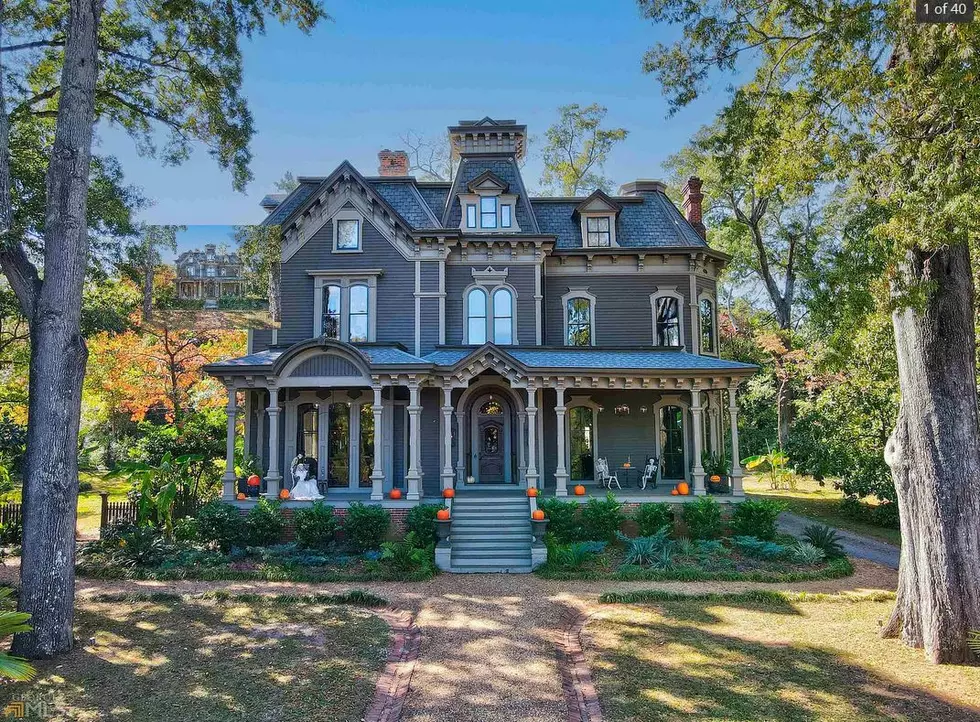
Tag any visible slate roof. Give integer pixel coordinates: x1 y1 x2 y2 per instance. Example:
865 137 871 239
416 184 451 218
357 345 428 365
368 181 441 229
205 344 428 372
208 349 284 368
263 182 319 226
442 156 540 232
422 347 756 372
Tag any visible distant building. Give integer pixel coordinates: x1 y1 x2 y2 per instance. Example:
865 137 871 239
175 244 243 302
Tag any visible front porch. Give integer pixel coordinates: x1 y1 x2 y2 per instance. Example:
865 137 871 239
207 341 755 508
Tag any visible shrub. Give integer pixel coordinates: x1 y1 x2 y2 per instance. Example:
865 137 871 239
246 498 285 546
343 502 390 552
196 501 247 553
580 492 624 541
78 480 94 493
634 502 674 537
538 498 581 543
802 524 846 559
378 532 435 577
172 516 199 543
110 526 171 568
616 529 672 566
730 499 783 540
405 504 442 548
294 502 338 549
732 535 790 560
0 519 22 546
791 541 827 565
546 539 607 569
682 497 723 540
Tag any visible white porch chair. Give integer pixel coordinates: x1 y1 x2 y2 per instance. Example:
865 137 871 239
596 457 621 490
640 456 660 490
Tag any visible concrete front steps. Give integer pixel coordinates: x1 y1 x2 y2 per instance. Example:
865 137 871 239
449 495 533 573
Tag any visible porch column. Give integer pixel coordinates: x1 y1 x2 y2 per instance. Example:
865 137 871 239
517 411 527 484
554 383 569 496
455 410 465 484
222 381 238 500
728 384 745 496
690 387 707 496
370 382 385 501
406 379 422 500
264 385 281 498
525 381 540 490
441 385 455 491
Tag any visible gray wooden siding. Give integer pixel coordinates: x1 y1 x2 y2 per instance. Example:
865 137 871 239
419 261 440 292
419 297 440 354
543 274 694 348
444 264 537 345
420 388 441 496
252 329 274 352
289 354 361 377
392 404 405 488
277 211 416 348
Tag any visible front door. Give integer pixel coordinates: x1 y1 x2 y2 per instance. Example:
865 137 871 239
660 405 685 479
478 419 505 482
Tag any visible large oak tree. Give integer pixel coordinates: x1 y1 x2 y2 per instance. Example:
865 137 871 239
639 0 980 662
0 0 328 658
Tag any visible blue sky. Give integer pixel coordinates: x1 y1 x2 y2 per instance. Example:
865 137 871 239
98 0 730 226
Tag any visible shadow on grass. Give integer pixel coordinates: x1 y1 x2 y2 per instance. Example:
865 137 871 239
587 601 980 722
0 596 389 722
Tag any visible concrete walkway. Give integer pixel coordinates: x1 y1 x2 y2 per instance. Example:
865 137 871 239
778 511 901 569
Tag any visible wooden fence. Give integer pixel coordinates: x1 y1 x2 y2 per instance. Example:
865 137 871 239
0 502 22 527
98 493 201 537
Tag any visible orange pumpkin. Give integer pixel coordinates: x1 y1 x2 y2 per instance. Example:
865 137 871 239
526 487 539 497
623 462 631 469
677 482 690 495
436 508 451 521
236 492 247 501
389 488 403 500
573 484 586 496
709 474 721 483
442 488 456 499
246 474 261 487
670 488 679 496
279 488 290 500
531 509 545 520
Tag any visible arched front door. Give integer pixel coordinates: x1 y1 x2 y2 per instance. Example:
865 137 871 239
470 394 513 484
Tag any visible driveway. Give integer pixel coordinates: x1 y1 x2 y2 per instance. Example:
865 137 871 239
778 511 901 569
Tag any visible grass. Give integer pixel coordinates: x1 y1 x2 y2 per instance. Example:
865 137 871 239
586 596 980 721
1 470 130 538
744 474 902 546
77 561 436 583
0 594 390 721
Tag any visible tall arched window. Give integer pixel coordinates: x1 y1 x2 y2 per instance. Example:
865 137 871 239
492 288 513 344
566 297 593 346
568 405 596 481
467 288 488 344
654 296 681 347
699 297 715 353
321 284 341 338
349 284 369 342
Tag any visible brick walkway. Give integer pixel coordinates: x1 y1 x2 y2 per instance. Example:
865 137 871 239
364 608 422 722
557 608 604 722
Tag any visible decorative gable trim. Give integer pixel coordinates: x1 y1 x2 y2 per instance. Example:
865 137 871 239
573 190 622 216
467 170 510 194
471 266 509 284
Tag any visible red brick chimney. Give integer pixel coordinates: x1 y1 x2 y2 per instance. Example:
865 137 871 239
378 149 409 177
682 176 706 239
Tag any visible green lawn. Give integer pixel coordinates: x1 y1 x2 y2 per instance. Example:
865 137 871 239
0 594 389 721
744 474 902 546
2 471 130 538
586 594 980 721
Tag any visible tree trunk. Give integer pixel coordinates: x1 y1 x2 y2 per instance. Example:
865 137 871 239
776 376 792 448
142 253 154 321
881 244 980 664
12 0 102 659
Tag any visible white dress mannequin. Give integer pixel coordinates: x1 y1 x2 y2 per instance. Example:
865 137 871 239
288 456 323 500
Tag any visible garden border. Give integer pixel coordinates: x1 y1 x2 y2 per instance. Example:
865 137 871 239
364 606 422 722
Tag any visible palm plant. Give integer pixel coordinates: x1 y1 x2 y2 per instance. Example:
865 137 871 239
0 588 35 681
742 448 794 490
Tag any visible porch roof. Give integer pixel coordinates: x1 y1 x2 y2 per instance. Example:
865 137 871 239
422 346 757 373
206 342 756 378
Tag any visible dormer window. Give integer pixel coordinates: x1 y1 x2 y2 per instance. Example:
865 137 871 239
480 197 497 228
586 216 612 247
466 204 477 228
501 204 512 228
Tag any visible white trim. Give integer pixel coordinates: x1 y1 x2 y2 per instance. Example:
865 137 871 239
438 260 446 345
462 277 519 345
697 290 719 356
579 211 618 248
470 392 514 484
561 288 597 347
650 287 685 348
332 209 364 253
653 395 691 482
534 262 543 345
311 274 378 341
566 396 600 484
414 261 421 356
